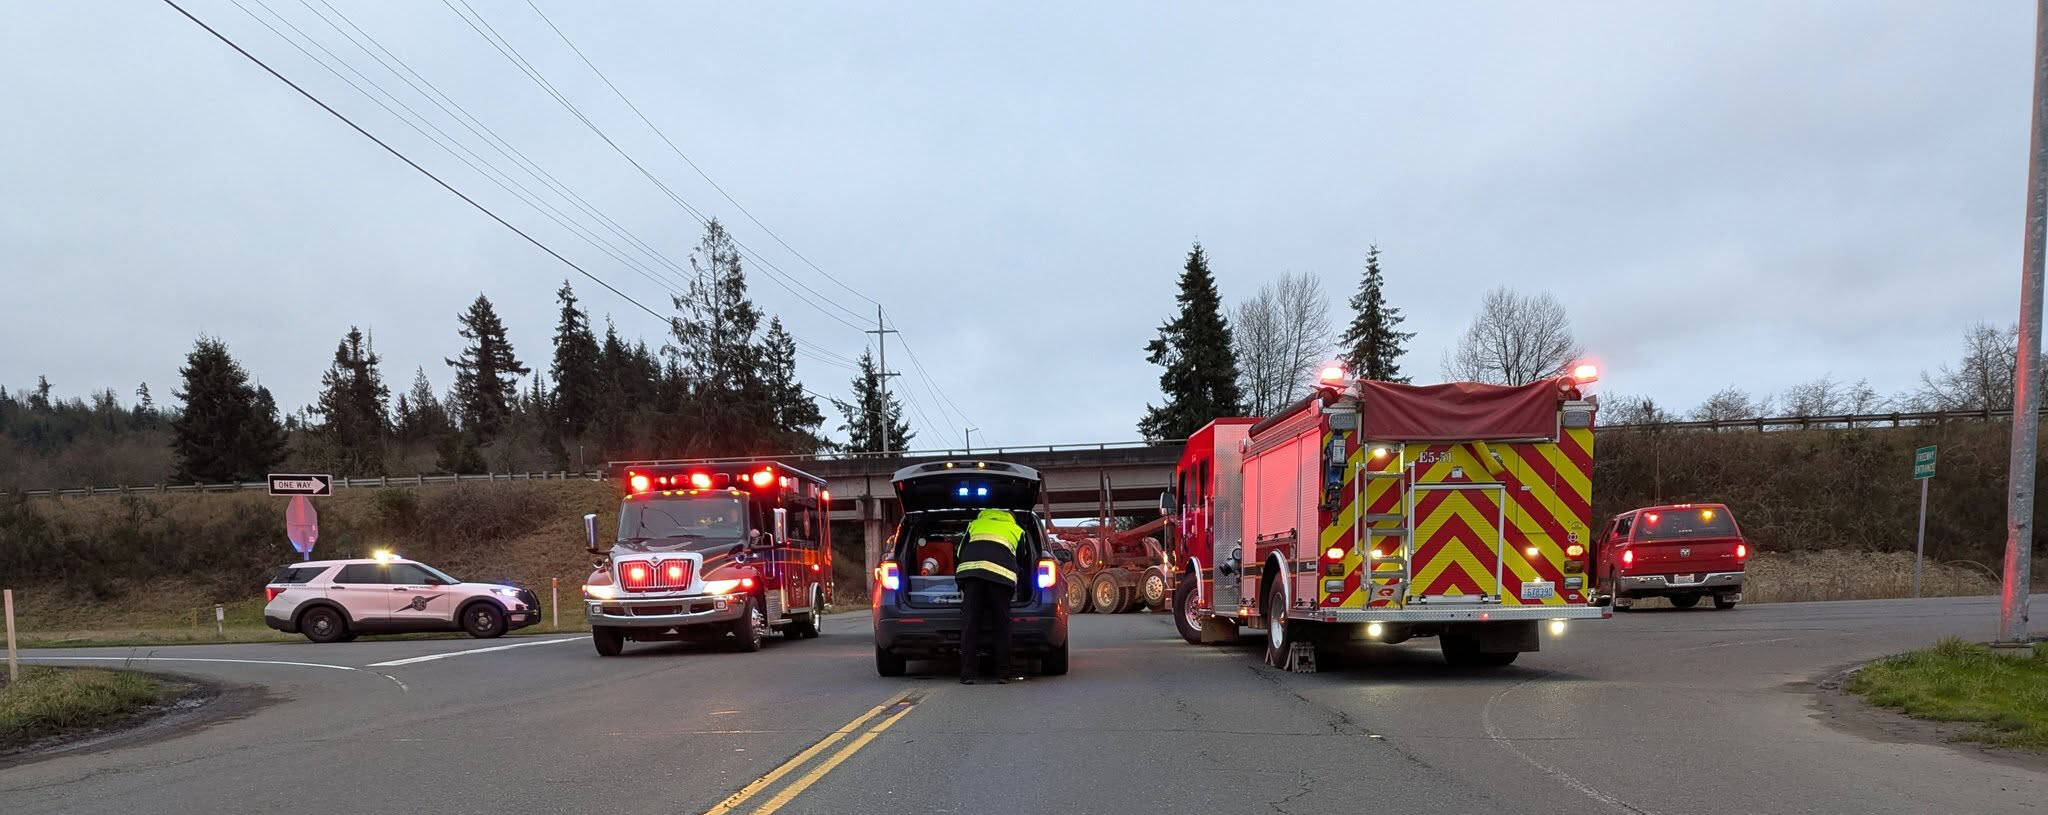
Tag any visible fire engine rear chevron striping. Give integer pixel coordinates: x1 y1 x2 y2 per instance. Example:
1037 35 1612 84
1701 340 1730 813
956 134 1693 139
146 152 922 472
1171 371 1606 668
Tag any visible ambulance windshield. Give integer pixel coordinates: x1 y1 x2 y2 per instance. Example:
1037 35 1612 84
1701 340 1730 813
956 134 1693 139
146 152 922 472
620 495 748 540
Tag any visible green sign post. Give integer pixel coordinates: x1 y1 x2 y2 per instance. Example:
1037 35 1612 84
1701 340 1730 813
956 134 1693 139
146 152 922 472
1913 445 1936 598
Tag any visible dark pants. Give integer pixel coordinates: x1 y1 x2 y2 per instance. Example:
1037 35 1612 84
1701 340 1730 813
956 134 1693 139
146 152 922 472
958 577 1013 679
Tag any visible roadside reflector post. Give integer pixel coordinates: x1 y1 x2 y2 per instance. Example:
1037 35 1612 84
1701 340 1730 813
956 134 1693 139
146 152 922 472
551 578 559 631
5 589 18 683
214 604 225 640
1913 445 1935 599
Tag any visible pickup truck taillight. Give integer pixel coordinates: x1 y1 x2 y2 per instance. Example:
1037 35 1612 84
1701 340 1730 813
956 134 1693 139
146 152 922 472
1735 543 1748 560
1620 548 1634 567
264 587 284 602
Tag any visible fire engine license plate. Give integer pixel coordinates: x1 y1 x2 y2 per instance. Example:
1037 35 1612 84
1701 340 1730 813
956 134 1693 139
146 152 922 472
1519 581 1555 600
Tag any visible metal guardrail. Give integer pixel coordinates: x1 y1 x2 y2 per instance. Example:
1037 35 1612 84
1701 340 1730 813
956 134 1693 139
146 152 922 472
611 439 1182 469
1 470 607 499
1600 406 2042 432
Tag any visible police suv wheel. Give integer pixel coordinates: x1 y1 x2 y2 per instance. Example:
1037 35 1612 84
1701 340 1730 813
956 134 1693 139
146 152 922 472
463 603 507 639
1041 640 1070 676
875 645 907 677
301 607 348 644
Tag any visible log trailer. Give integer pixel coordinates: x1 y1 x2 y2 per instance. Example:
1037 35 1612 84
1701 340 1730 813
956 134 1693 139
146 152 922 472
1167 366 1608 671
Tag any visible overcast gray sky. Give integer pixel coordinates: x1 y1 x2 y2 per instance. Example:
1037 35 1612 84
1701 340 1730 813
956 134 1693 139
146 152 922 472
3 1 2037 448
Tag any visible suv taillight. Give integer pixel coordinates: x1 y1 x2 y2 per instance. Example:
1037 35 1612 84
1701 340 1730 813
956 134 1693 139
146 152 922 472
878 561 901 591
265 586 284 602
1036 558 1057 589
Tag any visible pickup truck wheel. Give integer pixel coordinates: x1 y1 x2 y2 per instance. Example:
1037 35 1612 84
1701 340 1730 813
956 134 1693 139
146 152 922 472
875 645 907 677
592 626 625 656
1172 572 1204 645
1667 594 1701 610
730 597 765 652
1040 640 1070 676
1713 594 1740 610
300 607 348 644
1263 580 1291 668
462 603 508 638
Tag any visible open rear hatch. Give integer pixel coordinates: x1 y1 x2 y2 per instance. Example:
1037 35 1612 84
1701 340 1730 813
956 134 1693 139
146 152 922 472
892 461 1045 609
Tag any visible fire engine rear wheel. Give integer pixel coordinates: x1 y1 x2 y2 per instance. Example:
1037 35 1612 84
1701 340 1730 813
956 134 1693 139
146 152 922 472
1172 572 1204 644
1713 594 1740 610
1263 580 1292 668
592 626 625 656
1668 594 1701 609
1091 574 1122 614
1142 567 1169 611
730 596 765 652
462 603 508 639
1062 574 1093 614
875 645 907 677
299 606 348 644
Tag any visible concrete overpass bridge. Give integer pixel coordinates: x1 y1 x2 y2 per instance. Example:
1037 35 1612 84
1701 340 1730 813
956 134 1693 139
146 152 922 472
620 440 1182 571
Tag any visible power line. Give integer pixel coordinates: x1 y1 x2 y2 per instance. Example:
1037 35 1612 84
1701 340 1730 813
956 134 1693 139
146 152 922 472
521 0 882 314
437 0 874 334
160 0 852 407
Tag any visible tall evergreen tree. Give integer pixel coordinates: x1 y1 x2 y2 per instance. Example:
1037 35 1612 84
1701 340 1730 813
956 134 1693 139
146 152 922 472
394 367 456 446
309 326 391 476
1139 242 1244 439
761 318 826 452
445 294 529 440
1338 245 1415 382
669 219 774 454
170 337 286 482
549 281 602 439
835 349 912 453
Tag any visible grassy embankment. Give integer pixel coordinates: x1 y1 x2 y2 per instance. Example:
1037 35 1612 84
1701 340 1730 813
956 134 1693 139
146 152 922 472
1 480 871 647
0 666 167 751
1847 637 2048 751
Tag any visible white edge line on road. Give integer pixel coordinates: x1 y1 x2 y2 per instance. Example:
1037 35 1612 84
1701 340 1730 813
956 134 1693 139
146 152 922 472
367 636 587 667
21 655 409 692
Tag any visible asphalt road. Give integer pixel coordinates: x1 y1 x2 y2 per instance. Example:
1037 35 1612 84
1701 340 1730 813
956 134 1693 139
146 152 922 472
2 595 2042 815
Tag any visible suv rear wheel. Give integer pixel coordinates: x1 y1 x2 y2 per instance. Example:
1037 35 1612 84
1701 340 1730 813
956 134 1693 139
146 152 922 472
875 645 907 677
1041 640 1069 676
300 606 348 644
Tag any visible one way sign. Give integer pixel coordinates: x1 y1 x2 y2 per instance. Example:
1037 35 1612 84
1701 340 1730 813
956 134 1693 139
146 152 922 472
267 474 333 497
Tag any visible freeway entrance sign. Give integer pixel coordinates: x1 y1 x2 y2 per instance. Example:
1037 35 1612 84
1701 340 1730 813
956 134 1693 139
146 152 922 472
1913 446 1937 479
1912 446 1935 598
267 473 332 497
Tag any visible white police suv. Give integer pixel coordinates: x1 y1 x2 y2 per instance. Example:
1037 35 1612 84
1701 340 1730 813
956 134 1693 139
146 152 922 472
262 553 540 643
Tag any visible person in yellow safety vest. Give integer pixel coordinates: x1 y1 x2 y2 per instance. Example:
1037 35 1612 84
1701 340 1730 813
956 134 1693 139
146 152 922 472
956 508 1023 684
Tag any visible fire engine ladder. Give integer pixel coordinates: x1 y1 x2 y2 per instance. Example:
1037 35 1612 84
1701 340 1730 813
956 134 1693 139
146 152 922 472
1354 442 1411 591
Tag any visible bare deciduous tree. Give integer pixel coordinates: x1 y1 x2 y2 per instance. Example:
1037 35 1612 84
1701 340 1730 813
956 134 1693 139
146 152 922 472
1233 272 1334 415
1689 386 1771 423
1441 287 1582 385
1911 322 2031 412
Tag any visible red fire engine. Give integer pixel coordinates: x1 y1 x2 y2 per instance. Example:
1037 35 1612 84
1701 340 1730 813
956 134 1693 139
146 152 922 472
1168 365 1608 670
580 461 832 656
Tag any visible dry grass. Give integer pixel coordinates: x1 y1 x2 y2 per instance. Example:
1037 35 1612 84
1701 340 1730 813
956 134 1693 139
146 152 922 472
1740 550 2026 604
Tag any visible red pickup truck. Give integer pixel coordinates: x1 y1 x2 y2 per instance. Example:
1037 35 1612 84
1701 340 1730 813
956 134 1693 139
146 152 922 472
1594 503 1750 610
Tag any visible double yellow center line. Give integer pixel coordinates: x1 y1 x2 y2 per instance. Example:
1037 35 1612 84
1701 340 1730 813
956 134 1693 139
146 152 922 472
701 688 923 815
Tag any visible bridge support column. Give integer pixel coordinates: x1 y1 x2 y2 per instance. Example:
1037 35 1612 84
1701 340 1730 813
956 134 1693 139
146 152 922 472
862 496 886 579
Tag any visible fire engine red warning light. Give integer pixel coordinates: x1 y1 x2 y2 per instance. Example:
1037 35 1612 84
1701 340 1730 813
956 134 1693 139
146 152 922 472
750 469 775 488
664 563 686 582
1570 362 1600 384
628 473 651 493
689 472 712 490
